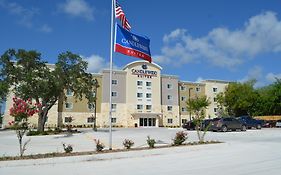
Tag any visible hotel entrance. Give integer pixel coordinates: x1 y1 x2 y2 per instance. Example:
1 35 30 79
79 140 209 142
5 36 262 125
139 117 156 127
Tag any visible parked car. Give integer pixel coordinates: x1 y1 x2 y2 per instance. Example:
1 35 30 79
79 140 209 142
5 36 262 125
209 117 247 132
262 120 276 128
200 119 213 131
276 120 281 128
182 121 196 130
237 115 263 129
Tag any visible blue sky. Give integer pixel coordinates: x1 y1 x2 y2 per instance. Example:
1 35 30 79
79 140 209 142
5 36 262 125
1 0 281 87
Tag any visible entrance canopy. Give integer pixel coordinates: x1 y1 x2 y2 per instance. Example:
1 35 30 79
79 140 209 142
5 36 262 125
131 113 162 118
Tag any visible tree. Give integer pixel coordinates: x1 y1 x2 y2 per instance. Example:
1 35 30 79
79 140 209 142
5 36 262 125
0 49 98 132
186 96 210 143
92 78 99 131
219 80 259 117
9 97 39 157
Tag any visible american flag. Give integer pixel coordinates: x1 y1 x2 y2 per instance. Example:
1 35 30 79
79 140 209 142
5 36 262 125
115 1 131 31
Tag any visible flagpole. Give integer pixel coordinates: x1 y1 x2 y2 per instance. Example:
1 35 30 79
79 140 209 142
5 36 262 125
109 0 115 150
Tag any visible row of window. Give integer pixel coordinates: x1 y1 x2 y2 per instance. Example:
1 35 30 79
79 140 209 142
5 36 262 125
65 117 116 123
180 86 218 93
65 103 95 110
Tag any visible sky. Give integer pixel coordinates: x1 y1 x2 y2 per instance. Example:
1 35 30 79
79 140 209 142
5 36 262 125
1 0 281 87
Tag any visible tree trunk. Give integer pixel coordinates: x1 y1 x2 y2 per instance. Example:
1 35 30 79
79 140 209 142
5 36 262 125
37 113 45 132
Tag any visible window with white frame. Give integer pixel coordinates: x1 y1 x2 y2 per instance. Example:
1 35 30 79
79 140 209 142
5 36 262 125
111 118 117 123
214 97 217 102
87 117 95 123
66 89 73 96
213 87 218 93
137 104 143 110
111 104 117 111
181 86 186 91
88 103 95 110
214 107 218 113
196 87 201 92
167 106 173 111
137 93 143 98
182 119 187 124
146 105 152 110
146 93 152 98
137 80 143 86
181 96 186 101
65 102 73 109
112 80 118 85
112 91 117 97
167 118 173 124
167 95 172 100
181 107 187 112
146 81 152 87
65 117 72 123
167 84 172 89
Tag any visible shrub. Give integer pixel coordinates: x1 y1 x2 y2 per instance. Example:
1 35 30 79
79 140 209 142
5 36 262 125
123 139 134 149
62 143 73 153
94 139 105 152
173 131 188 146
147 136 156 148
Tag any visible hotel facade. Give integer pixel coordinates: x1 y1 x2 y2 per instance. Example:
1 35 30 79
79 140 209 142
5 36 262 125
2 61 230 128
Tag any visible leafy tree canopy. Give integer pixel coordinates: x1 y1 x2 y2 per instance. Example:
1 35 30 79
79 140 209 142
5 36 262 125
0 49 97 131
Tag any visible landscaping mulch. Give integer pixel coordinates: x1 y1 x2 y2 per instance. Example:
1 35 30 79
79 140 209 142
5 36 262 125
0 141 222 161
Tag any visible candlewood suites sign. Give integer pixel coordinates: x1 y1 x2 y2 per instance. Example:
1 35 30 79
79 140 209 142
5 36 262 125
131 65 157 78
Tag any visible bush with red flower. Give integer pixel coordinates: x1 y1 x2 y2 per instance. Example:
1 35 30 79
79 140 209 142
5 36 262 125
9 97 40 157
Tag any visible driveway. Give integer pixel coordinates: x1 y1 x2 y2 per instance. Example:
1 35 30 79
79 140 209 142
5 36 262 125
0 128 281 175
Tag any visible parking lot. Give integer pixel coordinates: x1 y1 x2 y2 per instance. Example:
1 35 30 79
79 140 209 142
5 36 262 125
0 128 281 175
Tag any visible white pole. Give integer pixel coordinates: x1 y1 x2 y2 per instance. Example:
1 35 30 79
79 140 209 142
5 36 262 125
109 0 115 150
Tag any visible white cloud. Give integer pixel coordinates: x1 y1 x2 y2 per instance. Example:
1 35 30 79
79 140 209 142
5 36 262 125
154 11 281 68
40 24 53 33
0 0 39 28
59 0 94 21
82 54 118 73
239 66 263 83
266 73 281 83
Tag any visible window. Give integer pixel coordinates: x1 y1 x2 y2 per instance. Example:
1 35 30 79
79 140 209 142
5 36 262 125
137 81 143 86
87 117 95 123
66 89 73 96
65 117 73 123
181 86 186 91
112 80 118 85
181 96 186 101
146 82 152 87
167 106 173 111
213 97 217 102
182 119 187 124
196 87 201 92
214 108 218 113
146 93 152 98
167 84 172 89
137 93 143 98
111 104 117 111
181 107 187 112
137 105 143 110
167 118 173 124
111 118 117 123
65 102 73 109
112 91 117 97
213 87 218 93
167 95 172 100
146 105 152 110
88 103 95 110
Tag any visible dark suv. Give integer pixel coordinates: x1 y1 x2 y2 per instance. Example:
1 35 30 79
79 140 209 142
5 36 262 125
210 117 247 132
237 115 263 129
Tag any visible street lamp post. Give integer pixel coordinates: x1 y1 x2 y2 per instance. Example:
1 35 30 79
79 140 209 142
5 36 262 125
93 78 98 132
188 88 193 123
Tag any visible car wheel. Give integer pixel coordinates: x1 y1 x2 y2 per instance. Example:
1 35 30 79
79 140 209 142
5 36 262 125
221 125 228 132
241 125 247 131
256 124 261 129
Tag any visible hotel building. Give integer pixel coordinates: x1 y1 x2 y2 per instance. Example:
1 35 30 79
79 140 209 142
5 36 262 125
2 61 230 128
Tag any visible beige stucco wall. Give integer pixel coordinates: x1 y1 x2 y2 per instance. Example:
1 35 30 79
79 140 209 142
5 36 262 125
202 80 229 118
